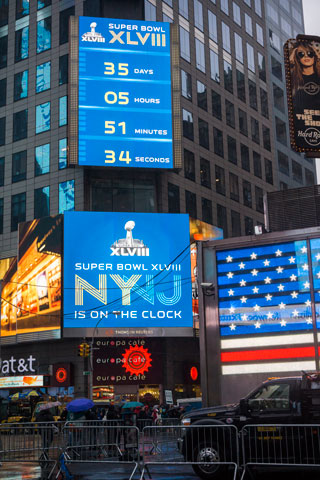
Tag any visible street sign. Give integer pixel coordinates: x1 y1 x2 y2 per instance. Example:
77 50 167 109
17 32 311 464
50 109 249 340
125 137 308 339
83 371 91 376
165 389 173 404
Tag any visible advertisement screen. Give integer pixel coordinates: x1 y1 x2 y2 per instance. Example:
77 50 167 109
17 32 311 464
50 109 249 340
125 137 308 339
0 376 44 389
77 17 173 168
63 212 192 337
284 36 320 153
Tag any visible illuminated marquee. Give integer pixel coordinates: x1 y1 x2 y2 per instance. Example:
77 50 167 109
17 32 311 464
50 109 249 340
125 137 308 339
0 376 44 389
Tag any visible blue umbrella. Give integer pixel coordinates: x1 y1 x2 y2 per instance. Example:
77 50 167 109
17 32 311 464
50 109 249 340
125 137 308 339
66 398 94 412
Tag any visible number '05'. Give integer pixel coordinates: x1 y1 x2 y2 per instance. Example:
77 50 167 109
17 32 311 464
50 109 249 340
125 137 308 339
104 92 129 105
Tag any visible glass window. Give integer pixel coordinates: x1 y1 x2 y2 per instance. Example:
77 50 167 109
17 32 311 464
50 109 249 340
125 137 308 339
14 70 28 101
271 56 282 81
233 2 241 25
263 125 271 151
212 90 222 119
15 26 29 62
280 181 288 190
0 116 5 145
34 186 50 218
266 3 279 24
145 0 156 21
210 50 220 83
305 168 315 186
224 60 233 93
180 27 190 62
35 143 50 176
255 186 264 213
59 54 68 85
241 144 250 171
244 0 251 6
181 70 192 101
243 180 252 207
0 78 6 107
38 0 51 9
197 81 207 110
238 108 248 136
0 197 3 234
225 100 235 128
280 17 291 37
278 151 289 175
182 109 194 140
217 204 228 237
213 127 224 157
185 190 197 218
208 10 217 42
59 180 75 214
254 0 262 16
251 117 260 144
36 61 51 93
245 216 253 235
163 0 173 5
59 96 67 126
260 88 268 118
60 7 74 45
0 157 4 186
273 84 284 112
194 0 203 31
229 172 239 201
221 0 229 15
234 33 243 63
199 118 209 149
12 150 27 183
202 198 212 224
16 0 29 19
248 383 290 412
292 6 302 25
231 210 241 237
59 138 67 170
265 158 273 185
248 79 257 110
247 43 255 72
195 39 205 72
256 24 264 46
184 149 195 181
292 160 302 184
0 35 8 69
0 1 9 27
228 135 237 164
37 17 51 53
245 14 253 36
200 158 211 189
236 70 245 101
179 0 189 19
13 109 27 142
36 102 50 134
258 53 266 82
222 22 231 53
275 117 287 145
11 192 26 231
253 151 262 178
269 29 280 53
168 183 180 213
215 165 226 195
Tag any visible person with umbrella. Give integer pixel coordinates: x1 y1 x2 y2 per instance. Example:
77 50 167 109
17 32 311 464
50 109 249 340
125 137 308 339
66 398 95 454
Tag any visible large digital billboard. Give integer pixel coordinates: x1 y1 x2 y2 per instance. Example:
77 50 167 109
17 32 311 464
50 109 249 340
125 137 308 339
69 16 180 169
63 212 192 337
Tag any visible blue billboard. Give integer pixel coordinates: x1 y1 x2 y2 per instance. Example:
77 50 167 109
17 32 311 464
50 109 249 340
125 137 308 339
78 17 173 168
63 212 193 337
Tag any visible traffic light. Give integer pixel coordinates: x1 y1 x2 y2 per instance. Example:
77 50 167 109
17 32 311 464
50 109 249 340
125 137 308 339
78 343 85 357
84 343 91 358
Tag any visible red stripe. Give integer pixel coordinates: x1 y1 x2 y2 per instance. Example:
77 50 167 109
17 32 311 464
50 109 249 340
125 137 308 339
221 346 315 363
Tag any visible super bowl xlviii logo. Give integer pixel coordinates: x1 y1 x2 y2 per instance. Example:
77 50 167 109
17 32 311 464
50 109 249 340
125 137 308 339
110 221 150 257
81 22 105 43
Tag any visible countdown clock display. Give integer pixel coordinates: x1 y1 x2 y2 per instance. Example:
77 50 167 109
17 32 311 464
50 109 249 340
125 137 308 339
76 16 174 169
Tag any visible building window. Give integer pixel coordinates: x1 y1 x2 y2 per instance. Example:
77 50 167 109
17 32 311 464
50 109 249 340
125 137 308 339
0 117 5 145
181 70 192 101
253 151 262 178
60 7 74 45
179 0 189 19
245 216 253 235
217 204 228 237
255 186 264 213
14 70 28 101
12 150 27 183
36 102 50 134
36 61 51 93
37 17 51 53
200 158 211 189
13 109 27 142
247 43 255 72
0 157 4 186
202 198 212 224
184 149 195 181
222 22 231 53
197 81 207 110
59 180 74 214
271 56 282 80
212 90 222 119
243 180 252 207
224 60 233 93
278 151 289 175
256 23 264 46
258 53 266 82
236 70 246 101
231 210 241 237
255 0 262 16
15 26 29 62
0 35 8 69
185 190 197 218
233 2 241 25
0 1 8 27
59 138 67 170
280 181 288 190
145 0 156 20
0 77 5 107
180 27 190 62
225 100 235 128
182 109 194 140
38 0 51 9
260 88 269 118
305 168 315 186
35 143 50 176
251 117 260 144
59 96 67 126
265 158 273 185
213 127 224 157
292 160 302 184
229 172 239 201
248 79 257 110
34 186 50 218
269 29 280 53
221 0 229 15
273 84 284 112
0 197 3 234
241 144 250 172
11 192 26 231
168 183 180 213
228 136 237 165
263 125 271 151
245 13 253 36
195 39 205 72
194 0 203 30
199 118 209 149
238 109 248 136
275 117 287 145
16 0 29 19
234 33 243 63
210 50 220 83
59 54 68 85
215 165 226 195
208 10 217 42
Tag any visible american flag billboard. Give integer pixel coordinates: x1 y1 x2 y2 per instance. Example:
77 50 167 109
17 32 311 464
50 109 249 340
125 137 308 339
217 238 319 375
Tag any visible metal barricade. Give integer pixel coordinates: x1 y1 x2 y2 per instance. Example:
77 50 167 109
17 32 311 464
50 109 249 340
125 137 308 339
61 422 140 480
140 424 239 480
0 421 64 479
240 424 320 479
